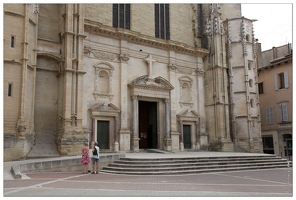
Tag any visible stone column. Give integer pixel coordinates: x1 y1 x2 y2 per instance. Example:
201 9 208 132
114 117 119 152
180 121 184 151
195 121 200 150
132 95 140 152
165 99 170 138
164 98 172 151
92 116 96 143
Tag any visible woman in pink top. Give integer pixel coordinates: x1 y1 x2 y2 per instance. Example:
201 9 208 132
81 142 91 174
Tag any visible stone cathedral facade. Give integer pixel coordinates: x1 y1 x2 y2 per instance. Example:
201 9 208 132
3 4 263 161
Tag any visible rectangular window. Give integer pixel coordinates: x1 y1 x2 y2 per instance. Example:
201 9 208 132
274 71 289 90
155 4 170 40
258 82 264 94
279 103 288 122
113 4 130 29
278 73 285 89
8 83 12 96
11 36 15 48
266 107 274 124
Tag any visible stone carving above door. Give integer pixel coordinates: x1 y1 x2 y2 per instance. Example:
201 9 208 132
128 75 174 99
129 75 173 89
89 102 120 116
177 109 199 122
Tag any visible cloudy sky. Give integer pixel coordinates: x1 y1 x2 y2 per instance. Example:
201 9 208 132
241 3 292 51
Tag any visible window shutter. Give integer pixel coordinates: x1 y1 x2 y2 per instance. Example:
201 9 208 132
284 71 289 88
266 107 274 124
165 4 170 40
125 4 130 29
155 4 159 38
279 104 283 121
113 4 118 28
270 107 274 123
281 103 288 121
160 4 165 39
119 4 124 28
266 107 270 124
274 74 278 90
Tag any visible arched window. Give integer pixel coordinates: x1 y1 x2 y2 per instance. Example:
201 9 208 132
246 34 250 42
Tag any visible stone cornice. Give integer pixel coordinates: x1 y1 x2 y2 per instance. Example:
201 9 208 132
84 19 209 57
4 10 24 18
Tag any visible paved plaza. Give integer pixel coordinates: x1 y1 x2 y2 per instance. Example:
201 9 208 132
3 168 293 197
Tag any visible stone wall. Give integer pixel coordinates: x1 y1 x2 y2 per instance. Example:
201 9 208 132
38 4 60 42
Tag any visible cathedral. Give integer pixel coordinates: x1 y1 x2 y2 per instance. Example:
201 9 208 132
3 4 263 161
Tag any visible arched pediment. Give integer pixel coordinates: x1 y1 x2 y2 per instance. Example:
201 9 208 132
178 75 193 82
129 75 174 90
94 62 114 76
128 75 173 99
37 51 62 61
94 62 114 70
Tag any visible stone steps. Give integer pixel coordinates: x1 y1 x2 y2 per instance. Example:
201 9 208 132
101 155 291 175
108 160 287 168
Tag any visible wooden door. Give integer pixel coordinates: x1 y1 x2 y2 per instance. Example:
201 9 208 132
97 121 109 149
183 125 191 149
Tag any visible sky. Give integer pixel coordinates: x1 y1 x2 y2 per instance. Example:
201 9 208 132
241 3 292 51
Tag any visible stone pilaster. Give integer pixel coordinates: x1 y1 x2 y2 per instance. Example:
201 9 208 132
179 121 184 151
58 4 87 155
119 39 131 152
195 121 200 150
164 98 172 151
114 117 119 152
131 95 139 152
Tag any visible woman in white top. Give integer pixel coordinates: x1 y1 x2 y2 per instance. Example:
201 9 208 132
91 141 100 174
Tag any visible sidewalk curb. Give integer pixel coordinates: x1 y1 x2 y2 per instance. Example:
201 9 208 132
11 166 22 179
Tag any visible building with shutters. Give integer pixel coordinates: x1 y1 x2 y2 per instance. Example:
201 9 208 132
257 43 292 159
3 3 263 161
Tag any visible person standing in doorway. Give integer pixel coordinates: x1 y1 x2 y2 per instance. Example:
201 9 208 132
91 141 100 174
81 142 90 174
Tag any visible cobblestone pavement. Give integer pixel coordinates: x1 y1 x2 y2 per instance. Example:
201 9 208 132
3 168 293 197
